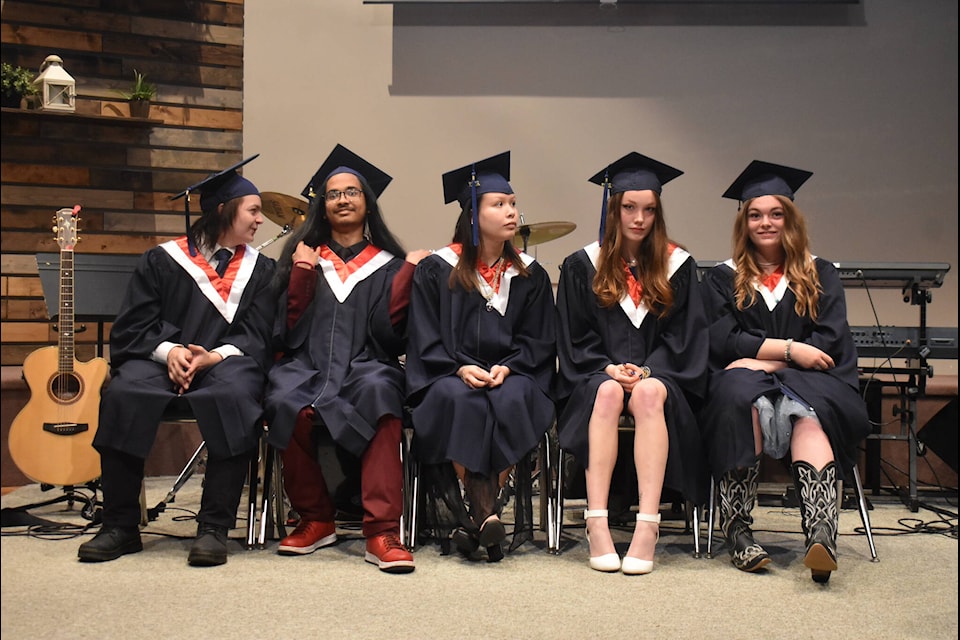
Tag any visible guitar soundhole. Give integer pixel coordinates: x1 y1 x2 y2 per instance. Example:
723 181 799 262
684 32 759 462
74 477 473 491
49 372 82 403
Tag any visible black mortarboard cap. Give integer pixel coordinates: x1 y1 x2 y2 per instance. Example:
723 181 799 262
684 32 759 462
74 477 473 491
170 154 260 256
441 151 512 246
588 152 683 244
301 144 392 202
722 160 813 202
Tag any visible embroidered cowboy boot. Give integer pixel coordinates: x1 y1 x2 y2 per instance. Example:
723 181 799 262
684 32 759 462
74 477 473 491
719 456 771 572
792 460 839 584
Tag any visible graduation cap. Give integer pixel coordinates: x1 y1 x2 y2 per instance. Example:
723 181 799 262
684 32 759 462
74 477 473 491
588 152 683 244
441 151 512 246
170 154 260 256
722 160 813 203
301 144 392 202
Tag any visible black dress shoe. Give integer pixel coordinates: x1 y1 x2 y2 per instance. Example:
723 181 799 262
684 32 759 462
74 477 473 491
478 515 506 548
188 523 228 567
485 543 504 563
78 526 142 562
450 527 480 557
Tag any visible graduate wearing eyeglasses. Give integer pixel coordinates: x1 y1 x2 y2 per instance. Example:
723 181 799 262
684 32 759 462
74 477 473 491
264 144 430 573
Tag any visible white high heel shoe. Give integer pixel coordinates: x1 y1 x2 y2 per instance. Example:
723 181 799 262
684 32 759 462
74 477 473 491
621 512 660 575
584 509 621 572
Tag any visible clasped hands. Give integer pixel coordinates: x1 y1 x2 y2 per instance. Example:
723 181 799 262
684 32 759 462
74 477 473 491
458 364 510 389
606 362 645 392
168 344 223 394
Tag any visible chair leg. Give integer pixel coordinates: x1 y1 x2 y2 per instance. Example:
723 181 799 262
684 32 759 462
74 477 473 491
400 427 420 551
270 446 287 540
538 432 550 534
400 428 420 551
850 465 879 561
256 443 275 548
551 448 566 554
399 436 408 548
540 431 557 552
245 442 260 549
690 499 701 558
706 476 717 558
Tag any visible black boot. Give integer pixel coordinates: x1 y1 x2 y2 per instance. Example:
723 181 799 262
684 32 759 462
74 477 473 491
792 460 839 584
719 457 770 572
188 522 229 567
464 470 505 562
78 526 142 562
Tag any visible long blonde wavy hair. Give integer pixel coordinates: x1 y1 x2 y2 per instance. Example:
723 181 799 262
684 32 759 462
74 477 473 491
732 194 821 320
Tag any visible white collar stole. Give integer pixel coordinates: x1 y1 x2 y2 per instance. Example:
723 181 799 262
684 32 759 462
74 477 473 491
434 246 535 316
319 249 395 303
161 240 260 324
723 258 797 312
584 242 689 328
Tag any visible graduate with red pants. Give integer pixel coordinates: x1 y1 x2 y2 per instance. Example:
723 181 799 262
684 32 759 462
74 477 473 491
264 145 429 573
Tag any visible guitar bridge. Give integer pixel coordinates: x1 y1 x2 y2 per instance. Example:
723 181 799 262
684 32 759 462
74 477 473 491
43 422 88 436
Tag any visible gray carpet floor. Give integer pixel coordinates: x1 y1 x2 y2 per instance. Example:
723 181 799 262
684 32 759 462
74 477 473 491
1 477 957 640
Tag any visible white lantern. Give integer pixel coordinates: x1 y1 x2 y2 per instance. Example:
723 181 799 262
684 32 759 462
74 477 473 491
34 55 75 112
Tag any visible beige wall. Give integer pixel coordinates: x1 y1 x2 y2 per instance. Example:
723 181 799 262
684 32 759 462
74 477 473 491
243 0 958 375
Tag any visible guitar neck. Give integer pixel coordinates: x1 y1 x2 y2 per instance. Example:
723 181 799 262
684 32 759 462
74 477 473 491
59 247 75 372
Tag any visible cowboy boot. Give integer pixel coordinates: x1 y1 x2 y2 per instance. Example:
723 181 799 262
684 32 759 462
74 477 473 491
792 460 839 584
719 456 771 572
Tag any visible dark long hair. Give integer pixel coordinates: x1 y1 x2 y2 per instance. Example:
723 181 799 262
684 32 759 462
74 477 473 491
273 171 406 290
448 199 528 292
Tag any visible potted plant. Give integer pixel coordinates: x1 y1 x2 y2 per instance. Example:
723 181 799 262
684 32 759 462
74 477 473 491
1 62 39 109
118 69 156 118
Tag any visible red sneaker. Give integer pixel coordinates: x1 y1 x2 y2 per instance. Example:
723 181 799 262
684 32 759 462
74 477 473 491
277 520 337 555
364 533 415 573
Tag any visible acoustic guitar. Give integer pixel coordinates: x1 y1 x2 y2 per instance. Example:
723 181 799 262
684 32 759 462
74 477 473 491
8 206 109 486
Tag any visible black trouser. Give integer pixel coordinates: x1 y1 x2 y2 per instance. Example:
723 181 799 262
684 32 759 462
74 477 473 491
98 447 251 530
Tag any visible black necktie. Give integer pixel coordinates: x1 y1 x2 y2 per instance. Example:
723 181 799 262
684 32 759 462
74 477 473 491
214 248 231 277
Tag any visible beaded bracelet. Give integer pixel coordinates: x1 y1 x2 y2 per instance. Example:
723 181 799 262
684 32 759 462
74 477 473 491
785 338 794 363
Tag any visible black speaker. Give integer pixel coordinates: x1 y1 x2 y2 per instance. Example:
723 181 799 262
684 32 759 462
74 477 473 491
917 396 958 474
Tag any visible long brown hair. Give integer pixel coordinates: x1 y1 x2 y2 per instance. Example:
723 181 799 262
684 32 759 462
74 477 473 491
448 198 528 291
593 191 675 317
732 194 821 320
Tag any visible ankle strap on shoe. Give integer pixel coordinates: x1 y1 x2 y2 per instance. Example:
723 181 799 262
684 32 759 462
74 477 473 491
584 509 609 519
636 512 661 524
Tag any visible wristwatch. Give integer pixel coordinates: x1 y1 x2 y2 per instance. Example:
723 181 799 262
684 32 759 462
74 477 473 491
639 365 651 379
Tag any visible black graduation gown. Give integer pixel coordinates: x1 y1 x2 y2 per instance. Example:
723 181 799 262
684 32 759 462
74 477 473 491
405 247 557 475
699 256 870 481
554 243 709 504
264 244 407 457
95 239 277 460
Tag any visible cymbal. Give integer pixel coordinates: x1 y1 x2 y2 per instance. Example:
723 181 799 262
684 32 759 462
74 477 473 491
512 221 577 249
260 192 309 228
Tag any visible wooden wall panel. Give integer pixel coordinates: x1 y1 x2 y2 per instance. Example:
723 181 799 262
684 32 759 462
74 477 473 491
1 0 247 366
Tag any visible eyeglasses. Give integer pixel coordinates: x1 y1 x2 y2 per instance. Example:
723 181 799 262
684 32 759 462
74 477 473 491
324 187 363 201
